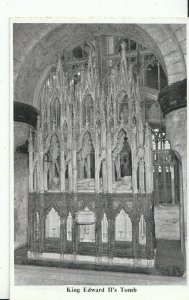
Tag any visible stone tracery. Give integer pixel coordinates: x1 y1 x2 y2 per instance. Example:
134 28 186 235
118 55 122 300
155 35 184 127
29 41 154 195
27 38 164 266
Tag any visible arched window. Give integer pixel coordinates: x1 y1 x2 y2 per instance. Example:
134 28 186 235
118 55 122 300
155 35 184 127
152 128 170 150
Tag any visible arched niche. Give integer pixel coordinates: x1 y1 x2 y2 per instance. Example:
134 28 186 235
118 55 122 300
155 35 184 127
45 207 60 238
113 129 132 190
115 209 132 242
50 97 61 129
116 91 129 124
78 131 95 180
82 94 94 127
101 212 108 243
139 214 146 245
44 134 60 191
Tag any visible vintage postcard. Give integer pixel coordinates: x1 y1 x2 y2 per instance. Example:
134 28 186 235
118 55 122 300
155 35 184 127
10 17 188 300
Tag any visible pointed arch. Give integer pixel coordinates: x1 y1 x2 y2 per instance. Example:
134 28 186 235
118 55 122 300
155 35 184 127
44 131 63 155
45 207 60 238
115 208 132 242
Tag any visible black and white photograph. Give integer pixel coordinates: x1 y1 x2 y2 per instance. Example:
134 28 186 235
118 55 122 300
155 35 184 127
12 21 187 289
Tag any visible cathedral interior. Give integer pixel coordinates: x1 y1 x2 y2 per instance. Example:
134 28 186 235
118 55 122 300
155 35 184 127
14 23 187 280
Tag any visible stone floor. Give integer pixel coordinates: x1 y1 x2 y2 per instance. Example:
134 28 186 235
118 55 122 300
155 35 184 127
14 265 186 285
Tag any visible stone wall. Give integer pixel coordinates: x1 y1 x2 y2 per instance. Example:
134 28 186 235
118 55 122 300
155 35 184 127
14 153 29 249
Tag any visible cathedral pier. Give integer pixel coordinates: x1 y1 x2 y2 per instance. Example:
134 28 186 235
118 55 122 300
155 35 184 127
159 80 187 260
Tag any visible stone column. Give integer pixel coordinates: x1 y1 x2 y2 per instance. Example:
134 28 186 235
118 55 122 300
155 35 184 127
108 218 115 258
132 219 139 258
43 161 48 191
72 149 77 192
60 150 65 192
165 107 187 258
112 159 115 182
117 154 121 180
68 159 73 191
107 131 112 193
102 160 107 192
72 214 78 255
86 154 91 179
139 159 145 193
60 216 67 254
38 152 44 192
79 159 84 180
132 153 138 193
170 165 175 204
39 194 45 253
154 165 159 205
28 131 34 192
95 148 100 192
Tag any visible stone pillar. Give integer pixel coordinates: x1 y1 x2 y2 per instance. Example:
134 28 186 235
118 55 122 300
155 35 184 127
132 154 138 193
132 220 139 258
28 131 34 192
112 159 115 182
60 150 65 192
154 165 159 205
60 216 67 254
102 160 107 192
43 161 48 191
86 154 91 179
95 148 100 192
68 160 73 191
38 152 44 192
165 107 187 258
72 149 77 192
139 160 145 193
117 154 121 180
107 131 112 193
108 218 115 258
80 159 84 180
72 214 78 255
39 194 45 253
170 165 175 204
158 79 187 261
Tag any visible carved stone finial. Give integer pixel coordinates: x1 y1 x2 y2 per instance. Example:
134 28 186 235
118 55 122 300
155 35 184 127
121 41 127 51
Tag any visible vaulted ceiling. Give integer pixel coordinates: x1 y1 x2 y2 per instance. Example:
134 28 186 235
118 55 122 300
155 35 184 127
13 23 186 108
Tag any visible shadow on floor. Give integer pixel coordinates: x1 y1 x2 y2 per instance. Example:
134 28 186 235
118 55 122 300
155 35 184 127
14 239 185 277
